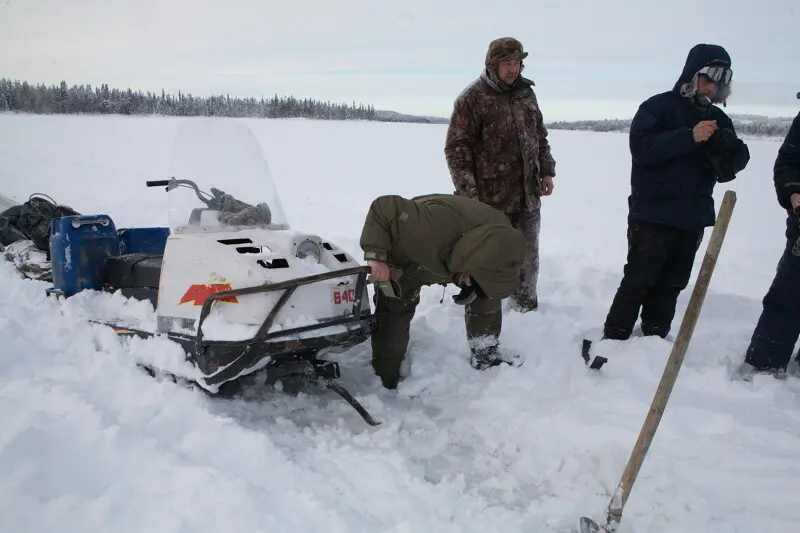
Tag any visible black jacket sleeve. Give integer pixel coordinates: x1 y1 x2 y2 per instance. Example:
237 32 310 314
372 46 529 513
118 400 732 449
731 138 750 175
774 113 800 211
719 115 751 174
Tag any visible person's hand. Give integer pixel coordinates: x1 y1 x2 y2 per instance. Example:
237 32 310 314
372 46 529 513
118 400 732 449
791 193 800 214
367 260 392 282
693 120 717 142
540 176 554 196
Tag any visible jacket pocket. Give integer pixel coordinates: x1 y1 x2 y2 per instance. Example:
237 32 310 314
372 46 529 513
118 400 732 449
522 101 539 129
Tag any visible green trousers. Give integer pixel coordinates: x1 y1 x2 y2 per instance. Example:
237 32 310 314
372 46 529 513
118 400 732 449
370 280 502 389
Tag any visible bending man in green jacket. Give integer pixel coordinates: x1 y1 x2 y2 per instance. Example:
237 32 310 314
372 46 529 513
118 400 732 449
360 193 527 389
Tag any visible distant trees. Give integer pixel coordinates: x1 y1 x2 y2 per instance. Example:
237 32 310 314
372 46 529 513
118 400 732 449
0 77 792 135
546 116 793 138
0 78 379 121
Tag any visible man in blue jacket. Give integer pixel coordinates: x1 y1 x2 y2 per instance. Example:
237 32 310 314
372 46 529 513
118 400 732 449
603 44 750 341
736 95 800 379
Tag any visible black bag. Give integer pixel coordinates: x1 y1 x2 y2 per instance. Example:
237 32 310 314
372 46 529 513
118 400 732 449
0 206 29 247
0 194 81 253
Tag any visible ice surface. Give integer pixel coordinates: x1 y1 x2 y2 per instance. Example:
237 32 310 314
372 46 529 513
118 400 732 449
1 113 800 532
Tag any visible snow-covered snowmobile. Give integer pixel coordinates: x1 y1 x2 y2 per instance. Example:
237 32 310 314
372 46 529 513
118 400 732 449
41 118 380 425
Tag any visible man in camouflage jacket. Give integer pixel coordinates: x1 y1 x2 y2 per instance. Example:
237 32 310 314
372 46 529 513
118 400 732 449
444 36 556 343
360 193 527 388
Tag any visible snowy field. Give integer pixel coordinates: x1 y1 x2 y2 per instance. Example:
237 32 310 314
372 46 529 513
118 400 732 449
1 112 800 533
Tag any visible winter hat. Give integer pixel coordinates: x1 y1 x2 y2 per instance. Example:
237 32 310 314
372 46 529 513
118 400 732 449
485 37 528 70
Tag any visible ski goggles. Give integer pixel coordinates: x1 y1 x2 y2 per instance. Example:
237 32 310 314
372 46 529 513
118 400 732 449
698 65 732 86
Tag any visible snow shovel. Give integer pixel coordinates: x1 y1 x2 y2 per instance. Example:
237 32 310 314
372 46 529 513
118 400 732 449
579 189 737 533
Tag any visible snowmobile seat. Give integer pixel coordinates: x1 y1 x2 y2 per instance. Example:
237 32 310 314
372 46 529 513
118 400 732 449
104 253 163 289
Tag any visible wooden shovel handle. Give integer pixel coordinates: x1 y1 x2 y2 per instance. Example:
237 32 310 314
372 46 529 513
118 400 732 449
607 190 737 524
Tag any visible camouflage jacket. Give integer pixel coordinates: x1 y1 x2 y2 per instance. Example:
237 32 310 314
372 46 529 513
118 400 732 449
444 69 556 214
359 194 526 299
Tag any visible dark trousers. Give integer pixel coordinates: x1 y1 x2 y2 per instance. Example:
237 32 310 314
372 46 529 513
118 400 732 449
604 220 704 340
370 280 420 389
370 279 502 389
744 241 800 371
506 207 540 311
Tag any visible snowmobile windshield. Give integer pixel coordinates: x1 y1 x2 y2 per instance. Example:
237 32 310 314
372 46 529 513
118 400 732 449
0 193 18 214
163 118 290 232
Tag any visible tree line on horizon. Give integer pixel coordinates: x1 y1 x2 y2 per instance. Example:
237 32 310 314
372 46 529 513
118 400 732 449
0 77 793 135
547 115 793 138
0 78 403 122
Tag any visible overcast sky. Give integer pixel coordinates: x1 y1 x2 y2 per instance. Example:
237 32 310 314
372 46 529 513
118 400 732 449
1 0 798 120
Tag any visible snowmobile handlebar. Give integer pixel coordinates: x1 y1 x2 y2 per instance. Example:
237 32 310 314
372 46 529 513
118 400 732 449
145 177 217 208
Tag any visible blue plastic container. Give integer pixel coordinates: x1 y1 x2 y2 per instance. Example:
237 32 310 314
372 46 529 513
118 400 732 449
117 227 170 255
50 215 121 297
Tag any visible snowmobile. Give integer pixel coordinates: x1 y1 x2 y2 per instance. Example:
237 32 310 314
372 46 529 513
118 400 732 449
41 118 380 426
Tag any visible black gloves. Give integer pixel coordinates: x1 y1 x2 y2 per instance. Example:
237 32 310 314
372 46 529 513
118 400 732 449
452 284 477 305
703 127 742 183
451 279 487 305
705 127 742 154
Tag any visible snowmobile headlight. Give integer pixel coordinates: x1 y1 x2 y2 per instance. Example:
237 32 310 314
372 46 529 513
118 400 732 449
296 239 322 263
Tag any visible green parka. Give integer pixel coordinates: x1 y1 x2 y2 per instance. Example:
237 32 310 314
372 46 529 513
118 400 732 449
359 194 527 299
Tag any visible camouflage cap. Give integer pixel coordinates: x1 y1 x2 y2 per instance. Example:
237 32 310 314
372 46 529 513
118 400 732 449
485 37 528 68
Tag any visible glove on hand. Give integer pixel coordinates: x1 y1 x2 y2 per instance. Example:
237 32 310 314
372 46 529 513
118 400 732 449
705 127 741 154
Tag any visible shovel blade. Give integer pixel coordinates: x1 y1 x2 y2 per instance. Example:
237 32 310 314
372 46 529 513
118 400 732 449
579 517 610 533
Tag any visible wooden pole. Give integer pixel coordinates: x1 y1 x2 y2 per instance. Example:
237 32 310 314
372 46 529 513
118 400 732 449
581 189 737 533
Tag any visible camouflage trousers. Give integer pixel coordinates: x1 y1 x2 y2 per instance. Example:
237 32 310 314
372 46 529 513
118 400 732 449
506 207 541 312
370 279 504 389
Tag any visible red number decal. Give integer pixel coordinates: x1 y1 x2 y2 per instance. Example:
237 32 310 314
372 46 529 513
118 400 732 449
333 289 355 305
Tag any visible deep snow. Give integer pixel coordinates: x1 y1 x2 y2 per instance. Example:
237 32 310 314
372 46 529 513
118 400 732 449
1 112 799 533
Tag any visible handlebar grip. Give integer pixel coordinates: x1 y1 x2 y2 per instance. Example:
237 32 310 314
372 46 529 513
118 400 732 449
146 180 170 187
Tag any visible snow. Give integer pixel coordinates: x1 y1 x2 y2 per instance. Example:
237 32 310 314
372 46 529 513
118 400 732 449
1 112 800 532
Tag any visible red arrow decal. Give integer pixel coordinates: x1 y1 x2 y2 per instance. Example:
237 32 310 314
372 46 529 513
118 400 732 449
179 283 238 305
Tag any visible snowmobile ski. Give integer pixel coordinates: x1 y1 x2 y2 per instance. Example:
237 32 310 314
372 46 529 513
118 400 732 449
94 319 383 426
